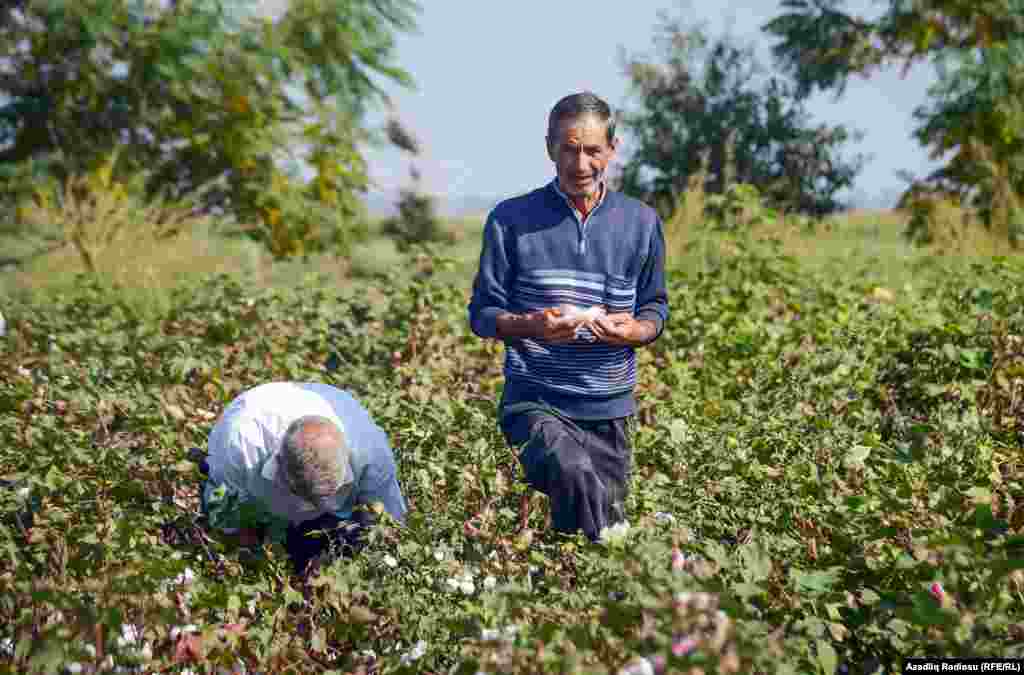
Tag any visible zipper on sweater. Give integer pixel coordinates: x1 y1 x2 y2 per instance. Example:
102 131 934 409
577 212 592 255
566 186 602 255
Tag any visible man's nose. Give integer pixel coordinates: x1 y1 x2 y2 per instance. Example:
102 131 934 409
573 150 588 170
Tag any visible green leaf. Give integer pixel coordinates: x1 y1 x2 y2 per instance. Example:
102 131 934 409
816 639 837 675
792 567 841 595
965 486 991 503
739 543 773 582
844 444 871 467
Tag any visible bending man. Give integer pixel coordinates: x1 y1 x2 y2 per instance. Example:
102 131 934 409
201 381 407 574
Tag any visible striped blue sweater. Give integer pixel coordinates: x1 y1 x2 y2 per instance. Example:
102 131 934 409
468 179 669 420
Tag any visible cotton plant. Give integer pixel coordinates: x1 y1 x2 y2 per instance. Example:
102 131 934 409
399 639 428 665
204 485 289 544
480 624 520 643
446 570 476 595
598 520 632 547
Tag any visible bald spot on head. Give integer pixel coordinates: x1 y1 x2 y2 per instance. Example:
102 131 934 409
292 418 344 454
280 415 348 500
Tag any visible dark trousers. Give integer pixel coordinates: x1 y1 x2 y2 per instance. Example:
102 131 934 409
501 407 632 542
285 513 366 575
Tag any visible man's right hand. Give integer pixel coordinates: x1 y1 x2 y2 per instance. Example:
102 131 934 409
238 527 263 548
496 308 581 343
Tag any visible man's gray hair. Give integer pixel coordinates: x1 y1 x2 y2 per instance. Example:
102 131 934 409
279 415 350 500
547 91 616 145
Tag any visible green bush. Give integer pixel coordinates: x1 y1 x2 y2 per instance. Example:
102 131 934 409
380 187 448 253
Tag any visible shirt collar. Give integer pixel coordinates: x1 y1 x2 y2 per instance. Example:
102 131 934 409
550 176 607 218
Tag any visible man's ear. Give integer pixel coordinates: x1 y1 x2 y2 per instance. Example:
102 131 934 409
608 136 619 157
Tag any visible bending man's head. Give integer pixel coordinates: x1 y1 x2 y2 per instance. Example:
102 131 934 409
277 415 353 506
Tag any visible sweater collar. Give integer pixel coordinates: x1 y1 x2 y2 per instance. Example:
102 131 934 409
549 176 607 220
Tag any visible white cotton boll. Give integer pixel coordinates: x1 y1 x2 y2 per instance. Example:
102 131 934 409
598 520 631 545
174 567 196 586
383 554 398 569
618 658 655 675
433 549 445 562
556 304 605 321
654 512 676 524
400 640 428 665
83 645 96 658
170 624 198 640
480 625 519 643
65 663 84 674
553 304 607 340
555 303 579 317
483 575 497 590
459 580 475 595
117 623 141 648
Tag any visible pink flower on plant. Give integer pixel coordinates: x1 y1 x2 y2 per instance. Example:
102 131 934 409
929 582 945 602
672 635 699 657
671 548 687 571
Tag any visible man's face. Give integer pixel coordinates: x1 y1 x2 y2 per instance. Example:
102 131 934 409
547 115 617 199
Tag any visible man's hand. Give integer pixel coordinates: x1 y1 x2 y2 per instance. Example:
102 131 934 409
589 313 657 347
536 307 588 343
238 527 264 548
496 308 581 343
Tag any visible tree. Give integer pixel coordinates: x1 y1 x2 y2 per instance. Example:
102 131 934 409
617 11 866 220
764 0 1024 242
0 0 420 258
380 166 446 253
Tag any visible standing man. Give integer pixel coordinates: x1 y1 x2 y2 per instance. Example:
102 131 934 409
468 91 669 542
201 381 407 575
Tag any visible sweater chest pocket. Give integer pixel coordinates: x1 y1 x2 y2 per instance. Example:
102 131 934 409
603 274 637 313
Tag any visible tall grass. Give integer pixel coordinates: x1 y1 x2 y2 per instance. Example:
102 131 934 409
0 204 491 317
1 223 262 315
660 182 1020 290
662 151 709 264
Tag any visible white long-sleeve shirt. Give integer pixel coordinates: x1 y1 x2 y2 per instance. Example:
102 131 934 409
202 382 406 534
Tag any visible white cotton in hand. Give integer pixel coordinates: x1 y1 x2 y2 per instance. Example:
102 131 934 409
557 304 605 321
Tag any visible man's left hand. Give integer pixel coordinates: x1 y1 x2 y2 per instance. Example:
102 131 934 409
588 313 656 347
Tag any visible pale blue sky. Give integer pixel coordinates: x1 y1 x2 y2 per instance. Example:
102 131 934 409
314 0 943 212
